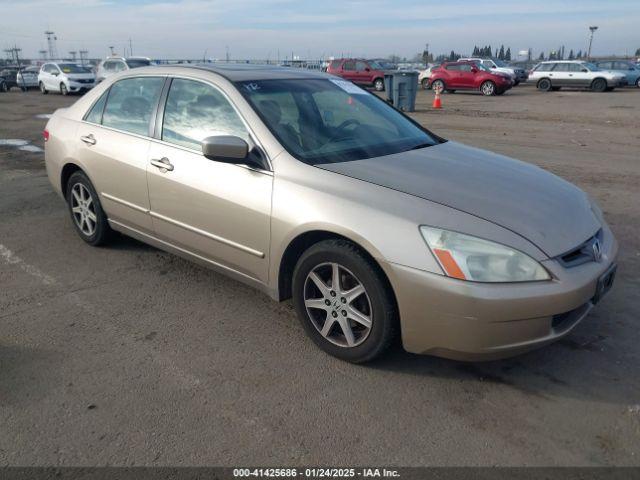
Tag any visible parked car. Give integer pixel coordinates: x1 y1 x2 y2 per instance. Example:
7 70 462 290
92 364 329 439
459 57 527 85
42 64 617 362
96 56 152 83
38 63 96 95
16 66 40 90
418 64 438 89
528 61 627 92
595 60 640 88
428 61 513 95
0 68 18 90
327 58 386 91
368 59 397 70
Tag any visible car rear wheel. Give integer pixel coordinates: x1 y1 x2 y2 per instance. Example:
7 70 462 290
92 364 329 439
373 78 384 91
591 78 607 92
635 77 640 88
66 171 113 246
537 78 552 91
431 79 445 92
0 81 8 93
60 83 68 95
421 78 430 90
292 239 398 363
481 80 496 96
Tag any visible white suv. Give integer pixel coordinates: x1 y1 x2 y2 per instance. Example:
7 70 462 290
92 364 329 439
38 63 96 95
528 61 627 92
96 57 152 83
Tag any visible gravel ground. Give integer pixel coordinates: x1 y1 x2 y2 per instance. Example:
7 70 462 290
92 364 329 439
1 85 639 467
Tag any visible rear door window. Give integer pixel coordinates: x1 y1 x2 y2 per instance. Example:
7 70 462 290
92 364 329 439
102 77 164 136
343 61 355 71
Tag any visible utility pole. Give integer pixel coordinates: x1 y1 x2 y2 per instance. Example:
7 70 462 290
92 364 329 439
45 31 58 60
587 25 598 60
39 49 48 61
79 50 88 65
225 45 229 62
69 51 77 61
129 38 133 57
109 45 115 56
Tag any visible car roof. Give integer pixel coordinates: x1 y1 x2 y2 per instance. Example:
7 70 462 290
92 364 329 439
175 63 331 82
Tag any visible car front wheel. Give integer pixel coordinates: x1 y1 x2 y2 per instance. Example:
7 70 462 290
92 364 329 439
421 78 430 90
481 80 496 96
292 239 398 363
66 171 113 246
0 81 8 92
591 78 607 92
431 79 445 92
60 83 69 95
39 82 48 94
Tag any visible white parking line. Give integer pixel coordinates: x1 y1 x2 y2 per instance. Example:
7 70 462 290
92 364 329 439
0 243 56 285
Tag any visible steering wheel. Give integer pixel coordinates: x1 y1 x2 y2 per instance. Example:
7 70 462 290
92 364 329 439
327 119 361 142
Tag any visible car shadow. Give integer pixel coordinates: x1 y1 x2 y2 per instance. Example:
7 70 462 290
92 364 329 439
367 309 636 406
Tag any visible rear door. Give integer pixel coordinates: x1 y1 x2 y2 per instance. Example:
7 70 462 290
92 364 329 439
341 60 357 82
354 60 371 84
457 63 476 88
549 63 570 86
146 77 272 282
443 64 462 87
75 76 165 234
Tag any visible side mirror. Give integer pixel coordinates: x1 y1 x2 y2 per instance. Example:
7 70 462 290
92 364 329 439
491 65 496 69
365 67 371 72
202 135 265 170
581 68 588 72
202 135 248 161
52 71 59 76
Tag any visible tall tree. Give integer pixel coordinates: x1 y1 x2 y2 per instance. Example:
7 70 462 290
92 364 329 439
498 45 505 60
505 47 511 61
635 47 640 56
568 49 575 60
576 50 582 59
538 52 545 60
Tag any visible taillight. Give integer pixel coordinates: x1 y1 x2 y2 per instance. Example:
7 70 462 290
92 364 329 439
43 129 50 142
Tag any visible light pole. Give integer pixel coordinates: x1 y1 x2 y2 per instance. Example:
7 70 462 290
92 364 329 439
587 26 598 60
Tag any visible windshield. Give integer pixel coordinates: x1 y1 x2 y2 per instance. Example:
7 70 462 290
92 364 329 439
126 58 151 68
475 63 491 72
493 59 508 67
58 64 92 74
237 78 439 165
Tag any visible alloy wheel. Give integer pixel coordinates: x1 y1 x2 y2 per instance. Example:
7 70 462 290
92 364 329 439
481 81 495 96
71 183 97 236
303 262 372 348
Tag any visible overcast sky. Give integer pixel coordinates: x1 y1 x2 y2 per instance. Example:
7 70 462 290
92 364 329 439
2 0 639 60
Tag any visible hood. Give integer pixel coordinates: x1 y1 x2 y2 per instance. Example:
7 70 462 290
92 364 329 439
318 141 600 258
65 73 95 80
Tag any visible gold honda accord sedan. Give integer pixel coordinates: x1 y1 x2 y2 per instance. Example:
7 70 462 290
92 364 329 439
44 64 618 362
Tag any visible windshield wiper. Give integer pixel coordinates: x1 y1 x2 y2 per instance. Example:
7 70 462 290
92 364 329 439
409 142 434 151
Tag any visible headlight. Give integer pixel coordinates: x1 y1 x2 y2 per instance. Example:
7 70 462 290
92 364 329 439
420 226 550 283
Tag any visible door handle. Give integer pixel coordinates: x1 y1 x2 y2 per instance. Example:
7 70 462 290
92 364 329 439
150 157 174 172
80 134 96 146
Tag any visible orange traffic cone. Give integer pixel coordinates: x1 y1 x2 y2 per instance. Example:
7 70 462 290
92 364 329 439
432 85 442 109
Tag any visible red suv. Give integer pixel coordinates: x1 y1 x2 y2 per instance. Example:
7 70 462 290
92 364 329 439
327 59 386 91
428 61 513 96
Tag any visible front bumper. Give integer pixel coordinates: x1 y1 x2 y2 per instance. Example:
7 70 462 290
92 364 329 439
384 223 618 361
67 81 95 92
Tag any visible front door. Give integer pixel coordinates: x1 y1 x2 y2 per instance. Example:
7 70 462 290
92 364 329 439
146 78 272 282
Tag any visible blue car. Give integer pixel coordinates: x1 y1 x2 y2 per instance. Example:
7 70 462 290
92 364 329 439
595 60 640 88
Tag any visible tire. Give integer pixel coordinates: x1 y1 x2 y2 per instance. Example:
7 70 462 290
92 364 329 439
39 82 48 94
495 90 505 95
591 78 607 92
292 239 398 363
480 80 496 96
513 80 520 86
0 81 7 93
60 83 68 95
21 86 28 92
431 79 445 92
537 78 552 91
66 171 113 246
421 78 430 90
373 78 384 91
636 77 640 88
447 90 455 94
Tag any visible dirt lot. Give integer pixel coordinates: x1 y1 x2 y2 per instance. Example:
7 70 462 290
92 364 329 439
1 85 639 466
